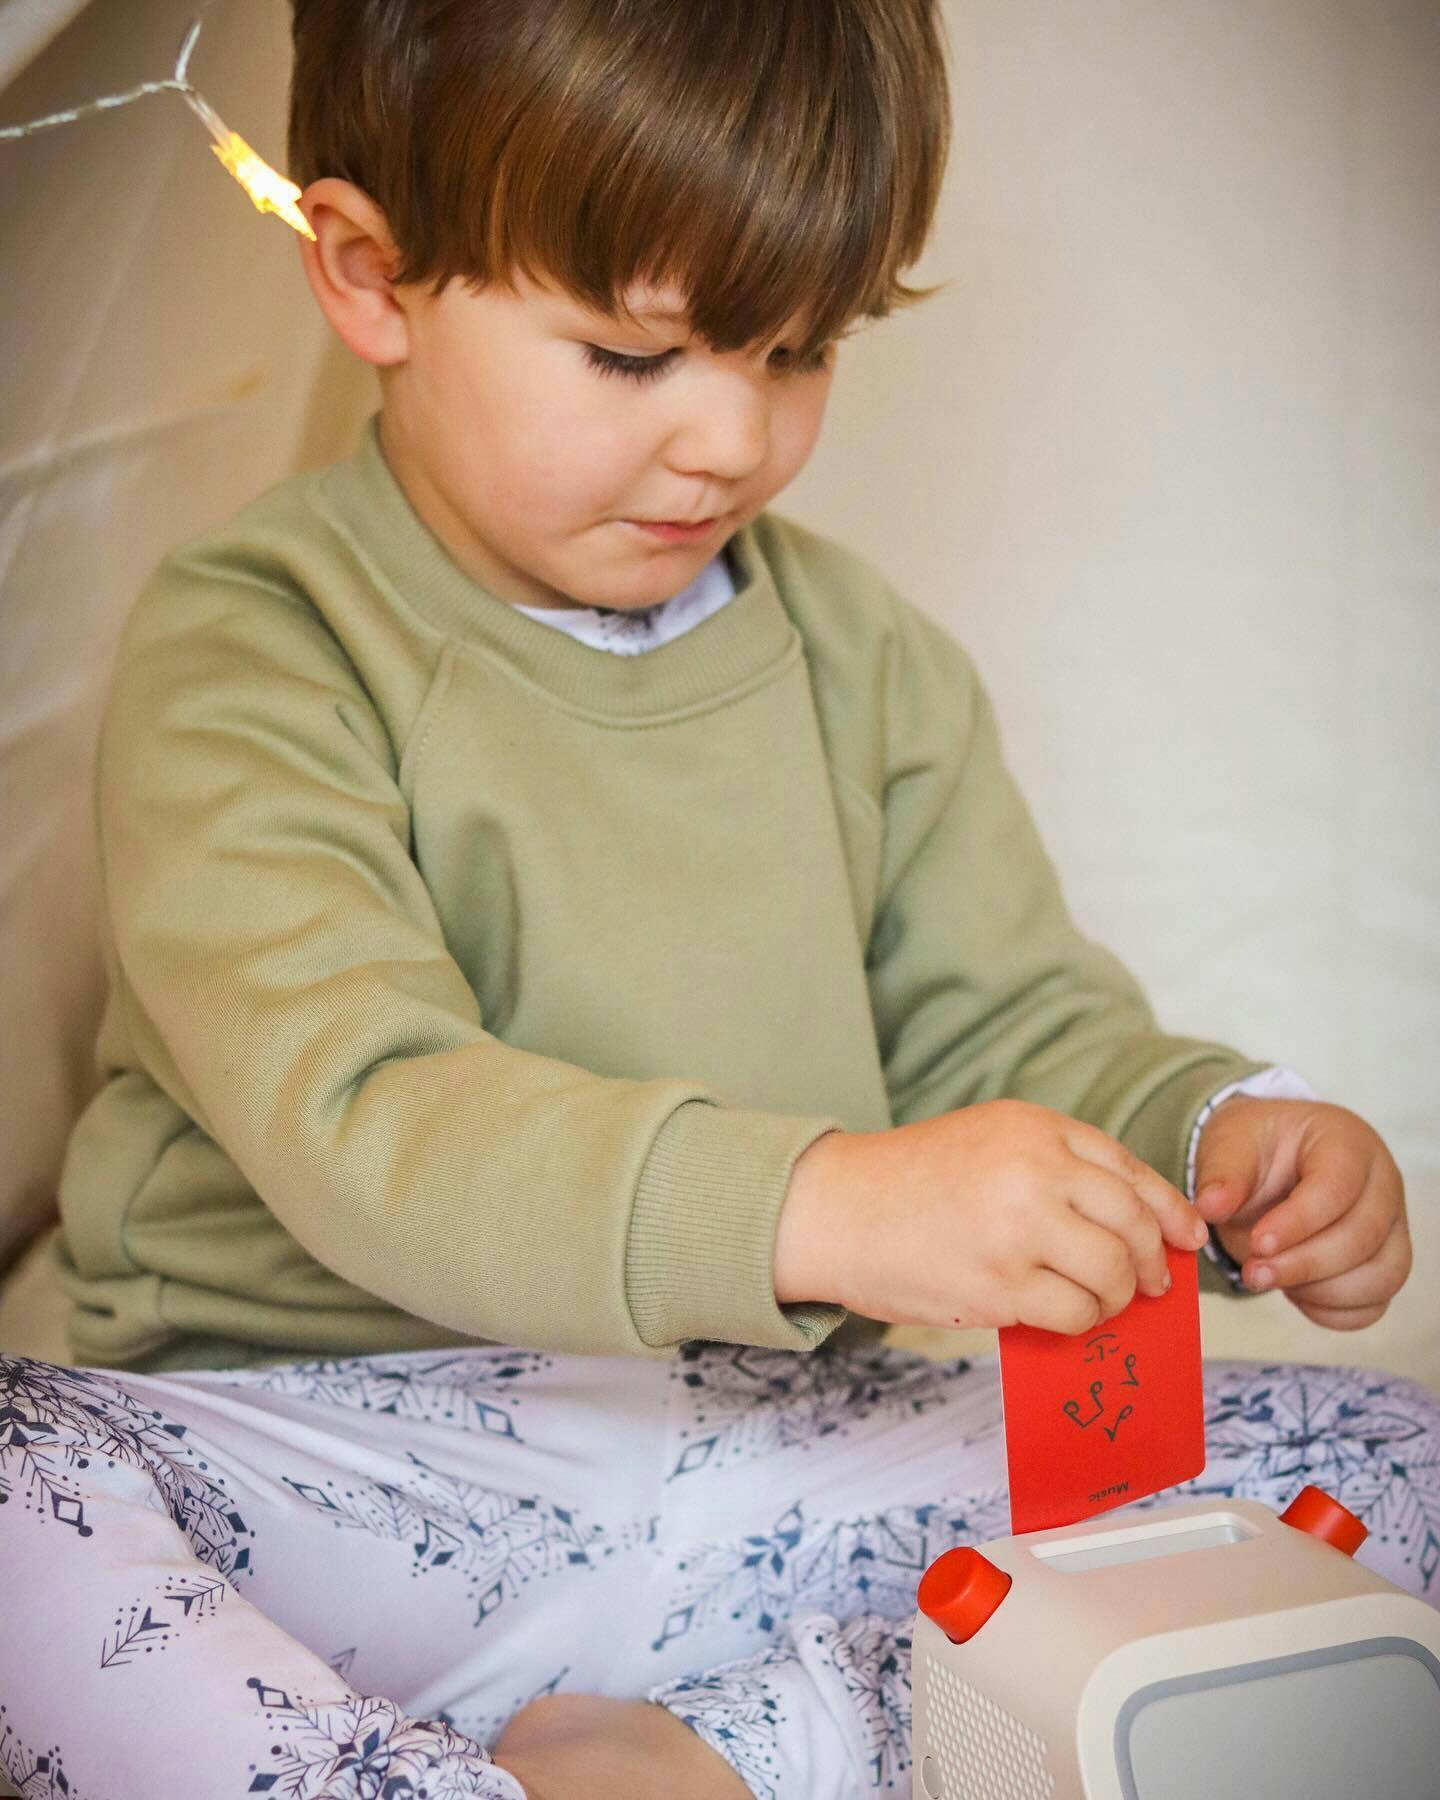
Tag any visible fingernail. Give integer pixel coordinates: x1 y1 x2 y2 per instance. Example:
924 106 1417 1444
1256 1234 1276 1255
1250 1265 1273 1289
1162 1270 1172 1291
1192 1220 1209 1246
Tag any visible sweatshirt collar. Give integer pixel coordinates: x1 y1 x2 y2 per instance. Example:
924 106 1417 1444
313 412 798 719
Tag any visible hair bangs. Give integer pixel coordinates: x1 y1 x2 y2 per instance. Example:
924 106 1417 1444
292 0 953 361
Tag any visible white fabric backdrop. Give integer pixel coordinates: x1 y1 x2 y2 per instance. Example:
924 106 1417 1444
0 0 376 1271
1 0 1435 1387
0 0 92 89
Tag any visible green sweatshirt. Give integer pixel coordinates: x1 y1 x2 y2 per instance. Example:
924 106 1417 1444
55 413 1269 1372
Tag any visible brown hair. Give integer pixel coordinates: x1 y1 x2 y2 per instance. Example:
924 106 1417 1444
288 0 953 362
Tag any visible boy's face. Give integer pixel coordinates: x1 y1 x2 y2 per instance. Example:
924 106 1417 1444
379 265 839 613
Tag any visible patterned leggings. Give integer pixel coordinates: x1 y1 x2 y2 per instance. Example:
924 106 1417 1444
0 1343 1437 1799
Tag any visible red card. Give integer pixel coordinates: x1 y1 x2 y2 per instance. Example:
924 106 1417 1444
997 1244 1205 1534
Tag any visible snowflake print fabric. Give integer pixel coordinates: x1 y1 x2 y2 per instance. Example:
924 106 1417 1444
1 1345 1436 1796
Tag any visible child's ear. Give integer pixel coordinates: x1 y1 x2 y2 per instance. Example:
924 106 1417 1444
297 177 412 368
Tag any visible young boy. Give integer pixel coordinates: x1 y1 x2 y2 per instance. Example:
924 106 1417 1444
1 2 1424 1796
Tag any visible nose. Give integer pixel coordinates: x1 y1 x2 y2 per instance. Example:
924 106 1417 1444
665 370 771 486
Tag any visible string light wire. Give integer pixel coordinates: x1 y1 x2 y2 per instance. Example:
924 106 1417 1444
0 11 315 239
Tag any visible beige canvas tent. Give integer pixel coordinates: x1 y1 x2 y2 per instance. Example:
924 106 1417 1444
2 0 1436 1398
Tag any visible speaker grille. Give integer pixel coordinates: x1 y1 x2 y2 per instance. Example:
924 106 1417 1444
922 1659 1058 1798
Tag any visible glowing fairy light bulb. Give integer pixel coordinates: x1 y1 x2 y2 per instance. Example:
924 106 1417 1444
176 21 315 240
185 88 314 241
0 12 315 242
208 132 313 238
210 131 314 239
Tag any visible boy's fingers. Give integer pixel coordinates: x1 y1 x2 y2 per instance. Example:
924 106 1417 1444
1247 1181 1401 1292
1287 1219 1412 1330
1067 1130 1206 1253
1193 1166 1260 1225
1066 1167 1171 1296
1243 1154 1365 1257
1193 1111 1265 1224
1291 1300 1390 1331
1270 1220 1411 1313
1053 1211 1143 1320
1015 1267 1109 1336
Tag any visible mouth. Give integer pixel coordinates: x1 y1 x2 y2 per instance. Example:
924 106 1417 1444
623 516 722 542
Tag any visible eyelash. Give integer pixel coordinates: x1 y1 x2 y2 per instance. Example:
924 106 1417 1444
582 343 834 385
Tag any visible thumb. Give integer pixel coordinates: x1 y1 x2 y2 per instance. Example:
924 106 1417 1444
1193 1119 1263 1225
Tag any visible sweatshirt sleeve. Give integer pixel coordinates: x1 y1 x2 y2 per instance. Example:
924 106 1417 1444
97 568 843 1358
864 592 1274 1286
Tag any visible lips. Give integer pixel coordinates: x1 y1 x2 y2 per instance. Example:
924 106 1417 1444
624 516 722 542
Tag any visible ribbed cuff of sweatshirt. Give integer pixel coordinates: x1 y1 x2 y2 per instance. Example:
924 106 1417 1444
625 1101 848 1351
1117 1055 1271 1194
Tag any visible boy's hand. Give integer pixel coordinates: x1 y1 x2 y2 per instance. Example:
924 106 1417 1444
494 1694 752 1800
1192 1096 1413 1329
777 1099 1211 1337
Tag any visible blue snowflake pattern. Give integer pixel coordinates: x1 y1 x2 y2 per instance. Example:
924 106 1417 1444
216 1350 556 1445
242 1678 518 1798
803 1611 914 1795
647 1637 794 1800
99 1572 230 1669
0 1709 84 1800
279 1447 653 1627
1134 1360 1440 1595
649 1607 915 1800
665 1342 977 1480
312 1643 568 1753
652 1489 1010 1656
0 1357 254 1577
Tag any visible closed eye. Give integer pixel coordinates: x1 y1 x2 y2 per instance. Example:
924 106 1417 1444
583 345 679 384
582 343 834 384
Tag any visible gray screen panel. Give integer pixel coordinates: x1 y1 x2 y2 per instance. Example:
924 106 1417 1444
1120 1640 1440 1800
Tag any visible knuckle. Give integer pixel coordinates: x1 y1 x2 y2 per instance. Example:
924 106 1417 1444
1134 1193 1165 1240
1102 1239 1132 1285
1072 1292 1104 1333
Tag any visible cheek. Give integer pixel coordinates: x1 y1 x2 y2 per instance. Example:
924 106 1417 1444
767 386 831 483
524 386 653 510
